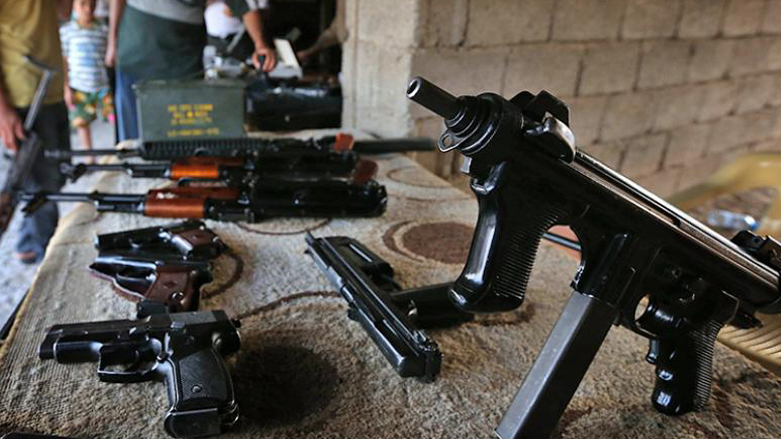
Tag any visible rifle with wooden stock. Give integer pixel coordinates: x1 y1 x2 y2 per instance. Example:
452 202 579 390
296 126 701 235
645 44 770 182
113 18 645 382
22 160 387 222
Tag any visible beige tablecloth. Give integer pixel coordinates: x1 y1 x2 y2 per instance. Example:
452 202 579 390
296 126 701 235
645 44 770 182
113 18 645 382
0 147 779 439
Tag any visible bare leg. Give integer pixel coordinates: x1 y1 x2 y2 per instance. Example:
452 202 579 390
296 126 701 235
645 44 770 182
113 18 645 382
76 125 94 163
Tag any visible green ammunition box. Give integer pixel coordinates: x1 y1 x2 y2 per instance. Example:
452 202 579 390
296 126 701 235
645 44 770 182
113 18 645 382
135 79 245 141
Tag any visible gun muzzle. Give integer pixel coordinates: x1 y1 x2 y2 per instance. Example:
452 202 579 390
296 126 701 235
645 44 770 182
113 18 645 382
406 77 462 120
38 330 59 359
60 162 86 182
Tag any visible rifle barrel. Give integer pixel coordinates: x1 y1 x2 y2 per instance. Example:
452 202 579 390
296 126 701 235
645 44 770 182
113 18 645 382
21 192 146 203
83 163 169 173
353 137 436 153
46 148 138 159
45 136 437 160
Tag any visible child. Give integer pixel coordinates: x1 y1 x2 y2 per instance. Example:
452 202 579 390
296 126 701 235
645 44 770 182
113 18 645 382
60 0 114 156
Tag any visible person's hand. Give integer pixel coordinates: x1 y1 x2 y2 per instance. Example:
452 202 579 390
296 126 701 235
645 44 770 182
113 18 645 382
0 103 24 152
253 46 277 72
296 49 312 63
64 87 74 108
105 39 116 68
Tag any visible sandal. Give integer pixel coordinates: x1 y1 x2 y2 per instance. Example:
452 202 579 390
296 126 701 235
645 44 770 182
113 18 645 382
14 251 39 265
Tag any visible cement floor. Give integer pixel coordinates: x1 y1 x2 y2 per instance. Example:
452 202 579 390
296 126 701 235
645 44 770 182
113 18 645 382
0 120 114 328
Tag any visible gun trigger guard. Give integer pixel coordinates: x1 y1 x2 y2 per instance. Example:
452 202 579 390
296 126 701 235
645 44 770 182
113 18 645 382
97 356 158 383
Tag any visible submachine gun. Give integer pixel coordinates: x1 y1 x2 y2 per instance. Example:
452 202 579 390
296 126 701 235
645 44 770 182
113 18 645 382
406 76 781 438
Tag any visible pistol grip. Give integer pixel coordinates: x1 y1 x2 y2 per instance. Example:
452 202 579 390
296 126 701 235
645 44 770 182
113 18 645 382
146 269 203 313
647 320 723 415
451 162 565 313
162 347 238 437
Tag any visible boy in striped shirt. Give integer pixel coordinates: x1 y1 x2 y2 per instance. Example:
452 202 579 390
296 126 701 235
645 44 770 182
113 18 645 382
61 0 114 155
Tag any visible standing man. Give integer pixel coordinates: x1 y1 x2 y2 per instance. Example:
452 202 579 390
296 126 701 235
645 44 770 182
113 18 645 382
0 0 73 264
106 0 277 141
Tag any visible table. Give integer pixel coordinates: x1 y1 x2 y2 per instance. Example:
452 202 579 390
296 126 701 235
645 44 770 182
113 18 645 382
0 140 779 438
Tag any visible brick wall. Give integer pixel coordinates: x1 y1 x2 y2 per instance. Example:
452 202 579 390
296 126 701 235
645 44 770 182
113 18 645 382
342 0 781 197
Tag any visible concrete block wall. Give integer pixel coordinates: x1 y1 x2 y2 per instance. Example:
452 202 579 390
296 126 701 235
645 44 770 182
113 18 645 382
342 0 781 197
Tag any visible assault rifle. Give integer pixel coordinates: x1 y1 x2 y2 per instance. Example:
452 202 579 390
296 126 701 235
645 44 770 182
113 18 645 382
60 152 359 184
39 310 241 438
407 77 781 438
22 160 387 221
46 133 435 161
305 235 472 382
91 221 226 317
0 56 58 242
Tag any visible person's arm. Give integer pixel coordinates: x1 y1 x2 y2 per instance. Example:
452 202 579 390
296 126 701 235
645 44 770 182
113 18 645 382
297 28 338 62
62 57 73 108
241 9 276 72
223 1 276 72
105 0 127 67
60 26 73 108
0 47 25 152
0 90 25 152
297 0 346 62
56 0 73 21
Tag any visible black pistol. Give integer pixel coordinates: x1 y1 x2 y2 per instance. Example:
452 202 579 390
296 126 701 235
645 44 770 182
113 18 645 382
39 311 241 438
305 234 472 382
407 76 781 438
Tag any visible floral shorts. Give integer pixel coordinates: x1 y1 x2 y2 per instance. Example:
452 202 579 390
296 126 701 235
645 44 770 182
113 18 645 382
69 87 115 128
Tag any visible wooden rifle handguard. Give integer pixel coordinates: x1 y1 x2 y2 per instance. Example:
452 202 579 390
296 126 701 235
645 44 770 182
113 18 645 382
352 159 378 185
143 187 241 218
170 157 245 180
334 132 355 152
